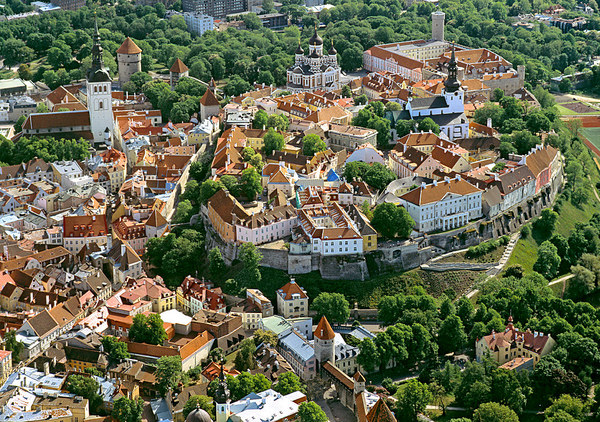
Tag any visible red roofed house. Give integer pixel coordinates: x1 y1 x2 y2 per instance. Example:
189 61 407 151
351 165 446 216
63 214 109 254
176 276 225 315
519 144 561 194
276 280 308 318
476 316 556 368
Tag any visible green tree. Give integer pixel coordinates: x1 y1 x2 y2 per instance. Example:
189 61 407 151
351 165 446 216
535 208 559 234
544 395 585 421
302 134 327 156
263 128 285 156
396 120 416 138
566 265 595 299
208 247 226 279
128 313 167 345
100 336 130 364
297 402 328 422
238 242 263 286
113 397 144 422
173 199 193 223
156 356 183 395
341 46 363 72
253 328 278 347
182 395 215 419
357 338 380 372
239 167 262 200
266 114 289 131
13 115 27 134
274 372 306 395
472 402 519 422
371 203 414 238
3 330 23 363
396 380 432 421
234 338 257 372
438 315 467 354
312 292 350 324
533 241 561 280
341 85 352 98
199 180 224 204
417 117 440 134
253 110 268 129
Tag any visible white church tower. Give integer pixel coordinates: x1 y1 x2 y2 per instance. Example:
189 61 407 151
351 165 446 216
442 44 464 114
87 17 114 146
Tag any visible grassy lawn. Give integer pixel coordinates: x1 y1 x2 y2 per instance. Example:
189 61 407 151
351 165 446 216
555 198 600 237
506 235 539 273
0 69 15 79
425 409 471 421
581 127 600 150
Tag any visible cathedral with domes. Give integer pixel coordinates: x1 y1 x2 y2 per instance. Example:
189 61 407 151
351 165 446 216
286 27 341 93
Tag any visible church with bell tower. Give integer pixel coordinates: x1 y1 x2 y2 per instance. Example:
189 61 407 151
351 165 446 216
286 26 341 93
87 17 114 146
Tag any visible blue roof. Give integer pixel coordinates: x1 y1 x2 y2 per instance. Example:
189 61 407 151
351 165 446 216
326 169 340 181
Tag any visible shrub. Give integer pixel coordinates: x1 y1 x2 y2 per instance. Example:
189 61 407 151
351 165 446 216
382 378 398 395
521 224 531 238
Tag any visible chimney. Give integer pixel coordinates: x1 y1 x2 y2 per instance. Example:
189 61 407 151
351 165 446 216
121 243 126 257
487 117 492 128
43 361 49 376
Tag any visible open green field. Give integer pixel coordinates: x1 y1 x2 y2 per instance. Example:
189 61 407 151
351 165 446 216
581 127 600 150
506 235 538 273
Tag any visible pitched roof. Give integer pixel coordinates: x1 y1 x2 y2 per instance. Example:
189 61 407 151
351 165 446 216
314 316 335 340
277 281 307 300
27 309 59 337
482 323 551 355
117 37 142 54
524 145 559 178
400 178 481 206
170 58 189 73
23 111 90 130
145 209 167 228
322 361 354 390
63 215 108 238
200 89 220 107
367 398 397 422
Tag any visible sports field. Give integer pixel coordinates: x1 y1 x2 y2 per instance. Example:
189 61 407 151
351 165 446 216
580 127 600 151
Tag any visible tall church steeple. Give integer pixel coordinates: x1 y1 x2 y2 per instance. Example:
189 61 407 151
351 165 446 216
88 16 111 83
87 14 114 145
444 43 461 93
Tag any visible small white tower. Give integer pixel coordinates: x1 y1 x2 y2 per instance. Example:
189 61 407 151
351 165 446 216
431 11 445 42
87 17 114 145
313 316 336 368
117 37 142 86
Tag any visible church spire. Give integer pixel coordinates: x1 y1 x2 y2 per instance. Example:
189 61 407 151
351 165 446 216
444 43 461 93
87 14 111 82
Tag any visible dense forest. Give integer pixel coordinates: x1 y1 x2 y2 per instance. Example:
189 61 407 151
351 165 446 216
1 0 600 96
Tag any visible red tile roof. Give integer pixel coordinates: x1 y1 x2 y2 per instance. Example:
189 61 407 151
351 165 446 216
170 58 189 73
117 37 142 54
63 215 108 238
314 316 335 340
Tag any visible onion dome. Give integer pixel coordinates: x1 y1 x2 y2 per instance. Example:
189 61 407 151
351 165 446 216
328 40 337 55
309 26 323 46
295 41 304 55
